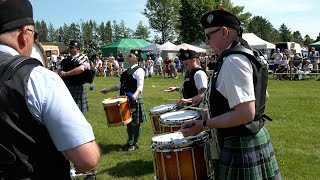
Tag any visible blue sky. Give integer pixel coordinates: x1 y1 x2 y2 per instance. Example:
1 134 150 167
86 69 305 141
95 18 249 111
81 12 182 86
30 0 319 40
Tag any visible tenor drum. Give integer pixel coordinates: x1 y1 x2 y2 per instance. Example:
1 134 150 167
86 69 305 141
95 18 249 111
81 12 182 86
151 131 211 180
31 41 49 68
149 103 178 134
159 110 199 133
102 96 132 127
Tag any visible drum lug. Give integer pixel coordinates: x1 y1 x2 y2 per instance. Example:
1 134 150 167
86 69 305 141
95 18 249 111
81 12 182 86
164 152 171 159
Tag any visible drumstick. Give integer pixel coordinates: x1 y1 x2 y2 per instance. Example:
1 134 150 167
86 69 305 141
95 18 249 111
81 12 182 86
179 104 196 111
183 106 207 111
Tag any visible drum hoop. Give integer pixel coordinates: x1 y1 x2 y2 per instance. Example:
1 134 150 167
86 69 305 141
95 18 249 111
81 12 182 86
152 141 208 152
151 131 208 150
34 40 49 68
149 103 177 115
159 110 200 126
102 96 128 107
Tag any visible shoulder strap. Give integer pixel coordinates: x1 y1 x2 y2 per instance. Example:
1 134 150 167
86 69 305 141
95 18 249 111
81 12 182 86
0 55 41 90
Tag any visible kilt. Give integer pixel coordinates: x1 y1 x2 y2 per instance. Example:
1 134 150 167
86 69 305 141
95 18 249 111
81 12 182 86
67 84 89 113
128 94 147 124
217 126 281 180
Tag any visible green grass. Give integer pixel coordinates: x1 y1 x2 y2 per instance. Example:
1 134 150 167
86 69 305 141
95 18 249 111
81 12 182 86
84 75 320 180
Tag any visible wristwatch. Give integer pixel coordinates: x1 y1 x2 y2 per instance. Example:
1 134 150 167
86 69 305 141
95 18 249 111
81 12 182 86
203 120 211 131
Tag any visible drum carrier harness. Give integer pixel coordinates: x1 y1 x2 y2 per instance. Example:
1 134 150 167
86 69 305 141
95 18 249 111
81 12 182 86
210 46 272 138
0 52 71 179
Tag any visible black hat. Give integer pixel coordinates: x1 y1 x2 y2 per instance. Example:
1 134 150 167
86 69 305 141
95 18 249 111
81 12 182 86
200 10 241 31
68 40 81 49
0 0 35 34
177 49 199 61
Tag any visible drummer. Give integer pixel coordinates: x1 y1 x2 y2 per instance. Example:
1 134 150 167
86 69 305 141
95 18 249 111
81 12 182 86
166 49 208 106
101 49 147 151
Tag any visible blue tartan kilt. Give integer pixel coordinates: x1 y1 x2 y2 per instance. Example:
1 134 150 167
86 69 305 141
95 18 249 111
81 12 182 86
67 84 88 113
217 126 281 180
128 94 147 124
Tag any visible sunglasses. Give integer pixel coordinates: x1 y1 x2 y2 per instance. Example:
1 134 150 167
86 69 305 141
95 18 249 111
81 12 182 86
26 29 38 40
205 28 221 39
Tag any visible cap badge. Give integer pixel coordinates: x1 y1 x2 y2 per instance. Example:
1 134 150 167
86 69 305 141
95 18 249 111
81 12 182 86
207 14 214 24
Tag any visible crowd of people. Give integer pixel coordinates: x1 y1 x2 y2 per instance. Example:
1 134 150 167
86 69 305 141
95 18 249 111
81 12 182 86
1 0 283 179
269 47 319 80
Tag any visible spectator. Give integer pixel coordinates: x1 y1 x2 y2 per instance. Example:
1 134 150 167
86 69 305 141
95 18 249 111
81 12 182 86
295 59 313 80
309 47 319 71
271 48 283 72
154 52 163 76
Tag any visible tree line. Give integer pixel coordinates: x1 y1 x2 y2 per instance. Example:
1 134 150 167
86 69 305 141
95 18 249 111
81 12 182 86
35 0 320 51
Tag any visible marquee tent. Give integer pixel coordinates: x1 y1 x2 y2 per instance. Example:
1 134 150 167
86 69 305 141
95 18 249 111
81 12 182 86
140 43 162 53
309 41 320 48
161 41 176 51
163 43 207 53
100 38 151 58
242 33 275 50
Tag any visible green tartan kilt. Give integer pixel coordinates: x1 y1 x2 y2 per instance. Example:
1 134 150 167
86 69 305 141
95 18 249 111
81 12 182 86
217 126 281 180
67 84 88 113
128 94 147 124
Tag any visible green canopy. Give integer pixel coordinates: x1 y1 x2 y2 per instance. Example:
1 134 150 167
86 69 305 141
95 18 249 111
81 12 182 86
309 41 320 48
101 38 151 58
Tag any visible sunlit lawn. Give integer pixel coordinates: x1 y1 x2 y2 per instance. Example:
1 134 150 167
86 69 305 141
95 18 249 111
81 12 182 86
83 74 320 180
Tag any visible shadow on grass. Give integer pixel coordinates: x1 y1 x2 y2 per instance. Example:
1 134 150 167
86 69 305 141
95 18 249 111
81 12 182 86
98 143 123 154
98 160 154 178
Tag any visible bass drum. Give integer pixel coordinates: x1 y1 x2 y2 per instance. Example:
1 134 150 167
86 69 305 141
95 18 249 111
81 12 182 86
30 41 49 68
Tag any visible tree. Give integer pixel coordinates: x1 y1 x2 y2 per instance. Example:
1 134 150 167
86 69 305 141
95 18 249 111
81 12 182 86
143 0 180 44
134 21 150 40
177 0 211 43
292 31 303 44
303 35 314 46
47 23 57 42
177 0 251 43
35 20 48 42
278 23 292 42
315 32 320 42
105 21 113 45
248 16 276 42
112 20 130 41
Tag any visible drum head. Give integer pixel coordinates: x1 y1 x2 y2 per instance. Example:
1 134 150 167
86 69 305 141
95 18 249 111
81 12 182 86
149 103 177 115
102 96 127 106
31 41 48 67
151 131 208 150
159 110 199 126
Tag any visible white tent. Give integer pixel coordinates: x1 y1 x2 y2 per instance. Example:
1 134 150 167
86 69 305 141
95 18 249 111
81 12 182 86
140 43 162 54
242 33 275 50
164 43 207 53
160 41 176 51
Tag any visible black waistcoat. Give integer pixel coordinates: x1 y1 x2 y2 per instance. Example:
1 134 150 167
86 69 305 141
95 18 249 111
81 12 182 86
209 40 266 138
183 67 205 99
0 52 70 179
60 55 85 86
120 66 139 95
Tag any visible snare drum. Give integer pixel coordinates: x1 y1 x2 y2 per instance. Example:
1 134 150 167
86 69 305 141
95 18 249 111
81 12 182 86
151 131 211 180
102 96 132 127
31 41 49 68
149 103 178 134
159 110 199 133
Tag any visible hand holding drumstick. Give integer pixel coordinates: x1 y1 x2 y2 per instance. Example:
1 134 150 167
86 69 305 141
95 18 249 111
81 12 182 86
180 120 204 137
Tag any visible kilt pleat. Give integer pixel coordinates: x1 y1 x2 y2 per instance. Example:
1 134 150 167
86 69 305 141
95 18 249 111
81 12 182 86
67 84 88 113
128 94 147 124
218 126 281 180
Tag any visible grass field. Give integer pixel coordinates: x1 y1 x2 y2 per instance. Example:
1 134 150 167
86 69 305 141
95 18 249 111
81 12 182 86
83 75 320 180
